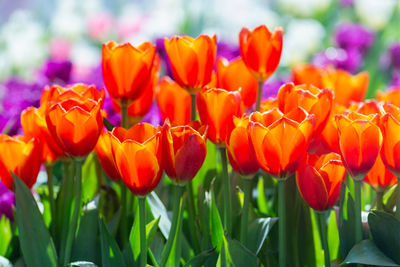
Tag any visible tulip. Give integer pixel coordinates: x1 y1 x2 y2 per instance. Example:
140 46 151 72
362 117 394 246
297 153 346 211
249 107 314 178
322 68 369 106
260 97 278 112
95 130 120 181
46 98 103 157
239 25 283 82
296 153 345 267
348 99 382 115
102 41 156 104
162 121 207 183
318 104 347 154
239 25 283 111
226 115 259 177
292 63 325 88
379 106 400 218
156 76 191 125
196 88 242 146
111 123 162 267
0 135 42 190
336 111 382 245
277 83 333 138
164 34 217 94
376 87 400 108
249 107 313 267
216 57 258 110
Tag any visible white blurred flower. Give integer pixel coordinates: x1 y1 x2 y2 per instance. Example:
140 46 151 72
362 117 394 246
354 0 397 30
50 0 85 39
203 0 281 43
0 10 47 79
281 19 325 67
0 52 11 81
279 0 332 17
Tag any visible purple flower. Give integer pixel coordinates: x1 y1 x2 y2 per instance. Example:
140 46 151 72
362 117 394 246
339 0 354 6
0 181 15 221
217 41 240 61
156 37 173 78
312 47 362 73
388 42 400 70
262 77 287 100
334 23 374 54
40 59 72 85
141 103 161 126
0 77 45 135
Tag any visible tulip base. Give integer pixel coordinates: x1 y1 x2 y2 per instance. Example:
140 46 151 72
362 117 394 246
256 80 264 111
278 179 286 267
317 210 330 267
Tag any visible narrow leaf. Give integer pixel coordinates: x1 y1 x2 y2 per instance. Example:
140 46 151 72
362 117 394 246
99 218 126 267
0 216 12 256
247 217 277 254
184 248 216 267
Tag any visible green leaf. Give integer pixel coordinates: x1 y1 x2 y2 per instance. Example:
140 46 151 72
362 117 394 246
247 217 277 255
310 210 324 267
339 191 356 258
256 177 268 215
368 210 400 264
103 117 115 131
210 186 224 252
81 153 99 203
327 209 340 260
342 240 400 266
217 235 258 267
71 209 100 265
98 218 126 267
13 174 58 267
0 216 12 256
184 248 216 267
69 261 98 267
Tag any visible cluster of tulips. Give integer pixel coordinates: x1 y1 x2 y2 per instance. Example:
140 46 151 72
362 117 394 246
1 23 400 267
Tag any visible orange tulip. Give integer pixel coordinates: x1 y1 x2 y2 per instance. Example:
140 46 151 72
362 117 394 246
111 55 161 125
156 76 191 125
260 97 278 112
322 68 369 106
364 155 397 192
348 99 382 116
111 123 162 195
21 107 65 163
277 83 333 138
162 121 207 183
43 84 105 110
380 105 400 177
296 153 345 211
239 25 283 82
197 88 242 146
318 104 347 154
336 112 382 180
164 34 217 93
292 64 325 88
0 135 42 190
248 107 314 179
46 98 103 157
226 116 259 176
216 57 258 109
95 130 120 181
102 41 156 103
376 87 400 108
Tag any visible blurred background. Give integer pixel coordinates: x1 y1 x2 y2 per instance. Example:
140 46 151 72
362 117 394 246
0 0 400 135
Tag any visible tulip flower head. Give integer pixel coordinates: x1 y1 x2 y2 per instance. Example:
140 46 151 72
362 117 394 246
226 115 259 177
248 107 314 179
277 83 333 138
336 111 382 180
164 34 217 93
102 41 156 104
156 76 191 125
111 123 162 196
197 88 242 146
95 130 120 181
296 153 346 211
380 104 400 177
376 87 400 108
292 64 325 88
162 121 207 184
0 135 42 190
364 155 397 192
239 25 283 82
216 57 258 109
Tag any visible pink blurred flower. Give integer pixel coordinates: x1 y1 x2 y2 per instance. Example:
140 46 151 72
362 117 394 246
49 38 71 61
87 12 114 42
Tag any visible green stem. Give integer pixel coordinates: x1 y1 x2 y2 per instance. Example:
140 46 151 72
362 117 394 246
139 197 147 267
278 179 286 267
190 93 197 121
240 178 251 244
63 159 83 267
220 147 231 234
376 190 384 211
119 181 128 248
397 177 400 219
121 100 129 129
317 211 330 267
46 165 56 228
160 185 185 267
354 180 362 244
256 80 264 112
